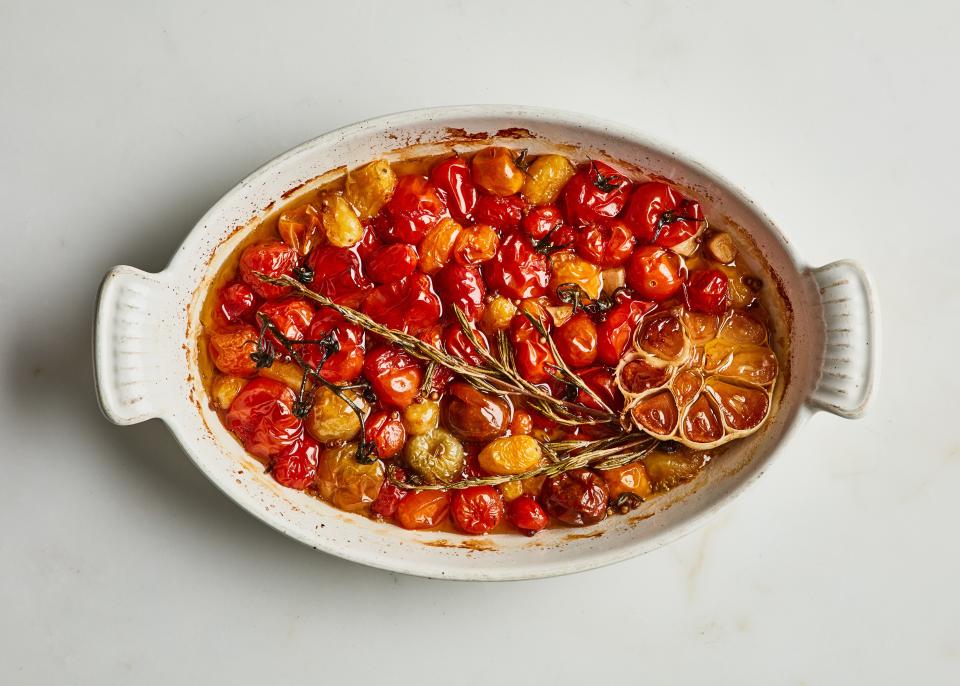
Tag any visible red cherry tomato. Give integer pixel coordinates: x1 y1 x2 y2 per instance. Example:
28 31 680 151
443 324 489 366
215 281 259 326
473 193 525 231
271 437 320 489
362 272 441 334
451 486 504 535
574 219 637 268
356 218 384 261
487 234 550 299
256 297 314 346
239 241 298 299
540 469 610 526
383 175 448 244
306 245 373 308
685 269 730 315
364 410 406 460
209 324 259 377
576 367 623 412
510 313 557 385
415 325 454 395
246 403 303 461
371 467 408 517
430 156 477 222
301 309 365 383
396 490 450 530
520 204 564 240
626 245 688 301
365 243 419 284
553 312 598 368
562 161 631 227
433 263 486 321
596 293 655 365
363 346 423 409
624 181 704 248
225 377 299 450
507 495 548 535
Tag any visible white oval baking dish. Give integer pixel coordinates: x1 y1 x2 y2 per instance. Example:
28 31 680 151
94 106 878 580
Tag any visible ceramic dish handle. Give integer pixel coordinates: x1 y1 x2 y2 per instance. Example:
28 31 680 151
808 260 879 418
94 266 181 425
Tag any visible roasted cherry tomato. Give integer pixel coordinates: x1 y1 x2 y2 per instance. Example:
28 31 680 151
473 193 525 231
452 224 499 266
520 204 564 240
626 245 688 301
510 313 557 385
239 241 298 299
256 297 314 346
487 234 550 299
563 161 631 227
451 486 505 534
362 272 441 333
383 175 448 244
596 292 654 365
396 490 450 530
624 181 704 248
540 468 610 526
209 324 259 377
443 324 489 366
441 381 510 443
429 156 477 222
363 346 423 409
371 467 408 517
553 312 598 368
471 147 525 196
433 263 485 321
364 410 406 460
301 309 365 383
507 495 548 535
271 437 320 489
215 281 258 326
365 243 419 284
306 245 373 308
576 367 623 412
356 217 384 261
574 219 636 268
225 377 302 459
685 269 730 315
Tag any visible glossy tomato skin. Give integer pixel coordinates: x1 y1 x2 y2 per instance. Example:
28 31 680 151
520 204 564 241
301 309 365 383
596 292 654 366
356 218 384 261
433 263 485 321
363 346 423 409
507 495 548 535
443 324 489 366
441 381 510 443
624 181 704 248
563 161 631 227
209 325 259 377
215 281 259 326
540 468 610 526
625 245 688 301
451 486 505 534
256 297 314 346
306 245 373 308
574 219 637 268
225 377 299 452
364 410 406 459
576 367 623 412
487 234 550 299
472 194 525 232
362 272 441 334
396 490 450 530
553 312 599 369
429 156 477 222
383 175 448 244
371 467 408 517
271 437 320 489
510 314 557 385
364 243 419 284
239 241 298 299
685 269 730 315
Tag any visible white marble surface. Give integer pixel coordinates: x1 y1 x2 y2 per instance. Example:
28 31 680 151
1 1 956 683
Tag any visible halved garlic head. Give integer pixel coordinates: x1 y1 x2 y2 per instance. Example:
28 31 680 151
616 308 778 449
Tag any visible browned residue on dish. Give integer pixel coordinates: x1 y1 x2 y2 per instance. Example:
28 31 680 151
444 127 488 141
496 127 535 139
423 538 498 551
629 512 655 524
565 530 605 541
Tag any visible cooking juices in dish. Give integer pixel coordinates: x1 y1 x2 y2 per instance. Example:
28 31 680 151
200 147 779 536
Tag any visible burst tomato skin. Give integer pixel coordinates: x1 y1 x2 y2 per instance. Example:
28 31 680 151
256 297 314 346
507 495 548 534
487 234 550 300
371 467 408 517
301 310 365 383
362 272 441 334
451 486 505 534
215 281 259 326
540 469 610 526
574 219 637 268
383 175 448 244
625 245 688 301
685 269 730 315
596 293 655 366
553 312 599 369
473 194 525 231
209 325 260 377
576 367 623 412
357 219 384 261
430 156 477 222
433 263 485 321
396 490 451 530
443 324 489 366
563 161 631 227
365 410 406 459
520 204 564 240
239 241 298 299
226 377 302 459
510 314 557 385
306 245 373 308
363 346 423 409
365 243 419 284
271 437 320 489
624 181 703 248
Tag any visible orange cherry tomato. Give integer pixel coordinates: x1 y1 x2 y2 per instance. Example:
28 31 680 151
396 490 451 529
553 312 598 368
626 245 688 301
209 324 259 377
471 147 525 196
451 486 504 534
